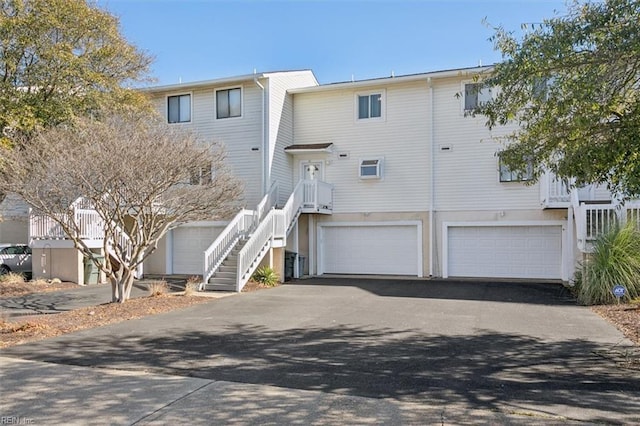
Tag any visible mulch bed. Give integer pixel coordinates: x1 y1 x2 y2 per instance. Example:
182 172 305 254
0 294 212 348
1 280 79 298
0 280 279 349
591 303 640 345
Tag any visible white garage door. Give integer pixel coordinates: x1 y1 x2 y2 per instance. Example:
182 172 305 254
173 226 222 275
320 224 420 276
448 226 562 279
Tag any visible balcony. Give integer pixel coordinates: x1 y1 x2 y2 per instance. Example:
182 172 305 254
541 173 612 208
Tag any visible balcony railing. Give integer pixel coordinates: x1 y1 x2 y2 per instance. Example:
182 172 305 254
574 201 640 252
30 208 104 241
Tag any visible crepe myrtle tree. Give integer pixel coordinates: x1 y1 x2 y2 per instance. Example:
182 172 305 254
473 0 640 198
0 112 243 302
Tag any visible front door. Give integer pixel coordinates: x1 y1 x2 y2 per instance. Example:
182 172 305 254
301 161 323 181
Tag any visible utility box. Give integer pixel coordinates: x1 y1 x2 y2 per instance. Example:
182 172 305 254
83 255 103 285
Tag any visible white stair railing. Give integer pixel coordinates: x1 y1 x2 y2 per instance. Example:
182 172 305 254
254 182 279 225
202 209 255 284
204 179 334 291
202 185 280 285
236 210 276 291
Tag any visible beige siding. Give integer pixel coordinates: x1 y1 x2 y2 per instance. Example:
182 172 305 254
293 81 431 213
432 77 541 211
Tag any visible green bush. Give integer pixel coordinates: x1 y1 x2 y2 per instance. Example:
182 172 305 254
575 221 640 305
251 266 279 287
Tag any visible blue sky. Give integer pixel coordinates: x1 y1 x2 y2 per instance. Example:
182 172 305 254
99 0 569 86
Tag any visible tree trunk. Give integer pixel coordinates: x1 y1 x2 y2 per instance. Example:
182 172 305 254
110 276 119 303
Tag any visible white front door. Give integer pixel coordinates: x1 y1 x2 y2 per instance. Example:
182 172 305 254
300 161 324 181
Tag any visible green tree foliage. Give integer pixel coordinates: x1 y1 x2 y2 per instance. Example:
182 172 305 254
476 0 640 198
0 0 152 140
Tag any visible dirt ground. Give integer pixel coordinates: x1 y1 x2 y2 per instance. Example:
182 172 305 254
0 279 637 349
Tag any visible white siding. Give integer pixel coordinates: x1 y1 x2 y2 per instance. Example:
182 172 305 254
432 78 541 211
151 83 263 208
293 81 431 213
0 194 29 219
266 71 318 206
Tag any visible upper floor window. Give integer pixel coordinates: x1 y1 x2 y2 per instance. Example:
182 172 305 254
190 163 212 185
216 87 242 119
499 158 533 182
464 83 492 111
357 93 382 120
167 94 191 123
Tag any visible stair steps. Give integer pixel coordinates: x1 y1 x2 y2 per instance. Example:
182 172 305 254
203 238 247 292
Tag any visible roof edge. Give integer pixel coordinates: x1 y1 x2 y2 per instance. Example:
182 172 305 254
289 65 494 94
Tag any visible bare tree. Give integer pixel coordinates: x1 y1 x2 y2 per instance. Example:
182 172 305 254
0 112 243 302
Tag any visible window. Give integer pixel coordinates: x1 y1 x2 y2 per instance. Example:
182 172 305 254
190 164 212 185
167 94 191 123
359 159 382 179
532 77 555 100
499 159 534 182
216 88 242 119
464 83 492 111
358 93 382 119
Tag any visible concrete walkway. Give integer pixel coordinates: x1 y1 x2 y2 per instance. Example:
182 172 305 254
1 278 639 424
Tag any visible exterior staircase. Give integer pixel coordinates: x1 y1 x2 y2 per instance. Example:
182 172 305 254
201 179 333 292
204 238 247 291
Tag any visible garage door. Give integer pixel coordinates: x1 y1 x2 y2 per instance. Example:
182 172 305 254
447 226 562 279
173 226 222 275
320 224 420 276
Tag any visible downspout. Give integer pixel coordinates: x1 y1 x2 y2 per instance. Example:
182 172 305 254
428 77 435 277
254 77 267 196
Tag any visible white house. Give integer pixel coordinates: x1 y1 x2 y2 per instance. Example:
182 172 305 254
12 65 640 287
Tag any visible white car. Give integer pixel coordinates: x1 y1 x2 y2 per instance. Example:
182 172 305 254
0 244 32 277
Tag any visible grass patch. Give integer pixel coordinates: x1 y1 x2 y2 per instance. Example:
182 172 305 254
147 280 168 297
184 276 201 296
0 272 26 284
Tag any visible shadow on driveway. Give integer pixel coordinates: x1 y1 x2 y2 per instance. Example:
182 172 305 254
4 323 639 422
2 279 638 423
296 277 576 305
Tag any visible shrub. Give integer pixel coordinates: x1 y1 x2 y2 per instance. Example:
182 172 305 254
184 276 201 296
251 266 279 287
0 272 25 284
575 222 640 305
147 280 168 297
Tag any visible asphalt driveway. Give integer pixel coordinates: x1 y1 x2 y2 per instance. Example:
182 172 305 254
1 278 639 424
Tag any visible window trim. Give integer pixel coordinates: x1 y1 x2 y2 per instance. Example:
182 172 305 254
190 162 213 186
355 90 385 122
215 85 243 120
461 81 492 114
498 157 534 183
359 158 383 180
166 92 192 124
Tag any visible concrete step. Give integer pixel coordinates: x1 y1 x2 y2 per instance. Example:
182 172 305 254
212 271 236 280
204 281 236 292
